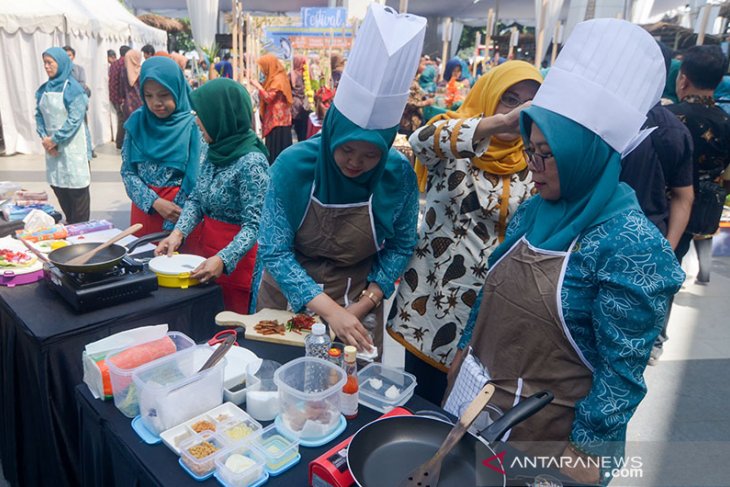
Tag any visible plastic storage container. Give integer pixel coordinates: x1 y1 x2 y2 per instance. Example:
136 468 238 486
250 424 299 473
107 331 195 418
273 357 345 441
357 363 417 413
245 360 280 422
215 442 267 487
160 402 262 455
179 430 227 479
133 345 226 435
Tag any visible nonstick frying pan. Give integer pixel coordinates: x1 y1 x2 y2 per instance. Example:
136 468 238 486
347 391 554 487
47 231 169 273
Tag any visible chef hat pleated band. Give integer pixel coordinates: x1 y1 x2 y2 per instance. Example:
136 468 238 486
532 18 666 157
333 4 427 130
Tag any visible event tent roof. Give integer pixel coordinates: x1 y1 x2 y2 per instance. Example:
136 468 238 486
1 0 166 44
123 0 689 25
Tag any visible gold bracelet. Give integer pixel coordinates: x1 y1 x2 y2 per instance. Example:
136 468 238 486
360 289 380 308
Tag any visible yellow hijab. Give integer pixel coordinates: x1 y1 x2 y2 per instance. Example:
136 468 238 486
414 61 543 192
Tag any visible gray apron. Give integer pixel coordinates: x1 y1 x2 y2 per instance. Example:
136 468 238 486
257 195 383 350
445 237 594 457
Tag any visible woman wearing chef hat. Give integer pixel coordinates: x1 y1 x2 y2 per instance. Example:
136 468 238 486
444 19 685 484
252 5 425 355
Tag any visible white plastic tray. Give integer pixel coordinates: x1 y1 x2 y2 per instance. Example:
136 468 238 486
160 402 262 455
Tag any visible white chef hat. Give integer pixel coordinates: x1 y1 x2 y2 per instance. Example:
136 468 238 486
532 18 666 157
333 4 426 130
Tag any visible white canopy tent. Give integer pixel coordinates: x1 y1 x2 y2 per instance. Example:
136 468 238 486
0 0 166 155
124 0 689 25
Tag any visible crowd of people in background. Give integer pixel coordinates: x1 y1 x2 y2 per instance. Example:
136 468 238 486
31 8 730 484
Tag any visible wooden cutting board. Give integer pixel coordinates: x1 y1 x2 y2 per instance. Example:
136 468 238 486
215 308 332 347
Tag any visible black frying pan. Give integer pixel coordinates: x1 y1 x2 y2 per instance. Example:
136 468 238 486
47 231 169 273
347 391 554 487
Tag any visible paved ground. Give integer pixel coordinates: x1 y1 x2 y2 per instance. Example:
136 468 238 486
1 144 729 486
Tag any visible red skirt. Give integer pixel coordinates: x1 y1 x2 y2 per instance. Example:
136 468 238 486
130 185 200 249
185 215 257 314
130 185 178 237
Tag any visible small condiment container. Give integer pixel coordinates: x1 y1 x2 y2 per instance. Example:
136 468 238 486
179 431 227 479
214 444 267 487
327 346 343 367
251 424 300 473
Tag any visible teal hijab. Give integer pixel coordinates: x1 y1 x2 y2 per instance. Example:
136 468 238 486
189 78 268 166
489 105 640 265
35 47 85 110
662 59 681 103
124 56 200 194
418 65 437 94
270 105 404 240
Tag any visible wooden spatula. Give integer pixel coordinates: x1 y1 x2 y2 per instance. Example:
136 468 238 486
399 383 496 487
65 223 143 266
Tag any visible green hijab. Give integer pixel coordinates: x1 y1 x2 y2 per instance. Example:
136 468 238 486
270 105 405 241
190 78 268 165
489 105 640 265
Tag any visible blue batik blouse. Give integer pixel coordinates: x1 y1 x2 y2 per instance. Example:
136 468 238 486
250 158 420 312
459 197 685 456
176 151 270 274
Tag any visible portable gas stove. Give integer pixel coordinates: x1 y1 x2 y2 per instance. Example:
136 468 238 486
44 256 158 312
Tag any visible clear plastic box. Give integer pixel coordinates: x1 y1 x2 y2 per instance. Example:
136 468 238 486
160 402 262 455
106 332 195 418
273 357 345 441
250 424 299 472
179 430 227 478
215 443 266 487
357 363 417 413
133 345 226 435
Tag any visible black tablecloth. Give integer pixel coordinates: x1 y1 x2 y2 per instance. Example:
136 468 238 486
0 280 225 487
76 339 575 487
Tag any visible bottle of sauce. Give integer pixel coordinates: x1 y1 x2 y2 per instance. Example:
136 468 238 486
341 345 359 420
327 346 342 367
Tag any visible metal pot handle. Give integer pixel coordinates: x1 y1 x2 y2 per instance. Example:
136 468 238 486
478 390 554 444
126 231 171 252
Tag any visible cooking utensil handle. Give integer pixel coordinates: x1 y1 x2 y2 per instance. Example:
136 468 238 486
19 238 51 264
215 311 248 328
480 390 554 444
66 224 143 265
430 383 495 465
197 333 236 372
125 231 171 252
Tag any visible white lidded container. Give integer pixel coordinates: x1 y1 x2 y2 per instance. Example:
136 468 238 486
133 344 226 435
106 331 195 418
273 357 345 441
357 363 417 413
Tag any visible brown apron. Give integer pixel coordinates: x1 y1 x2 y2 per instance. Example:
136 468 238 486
256 196 384 350
447 237 593 457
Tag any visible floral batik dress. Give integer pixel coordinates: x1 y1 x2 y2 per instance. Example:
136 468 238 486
387 116 534 371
